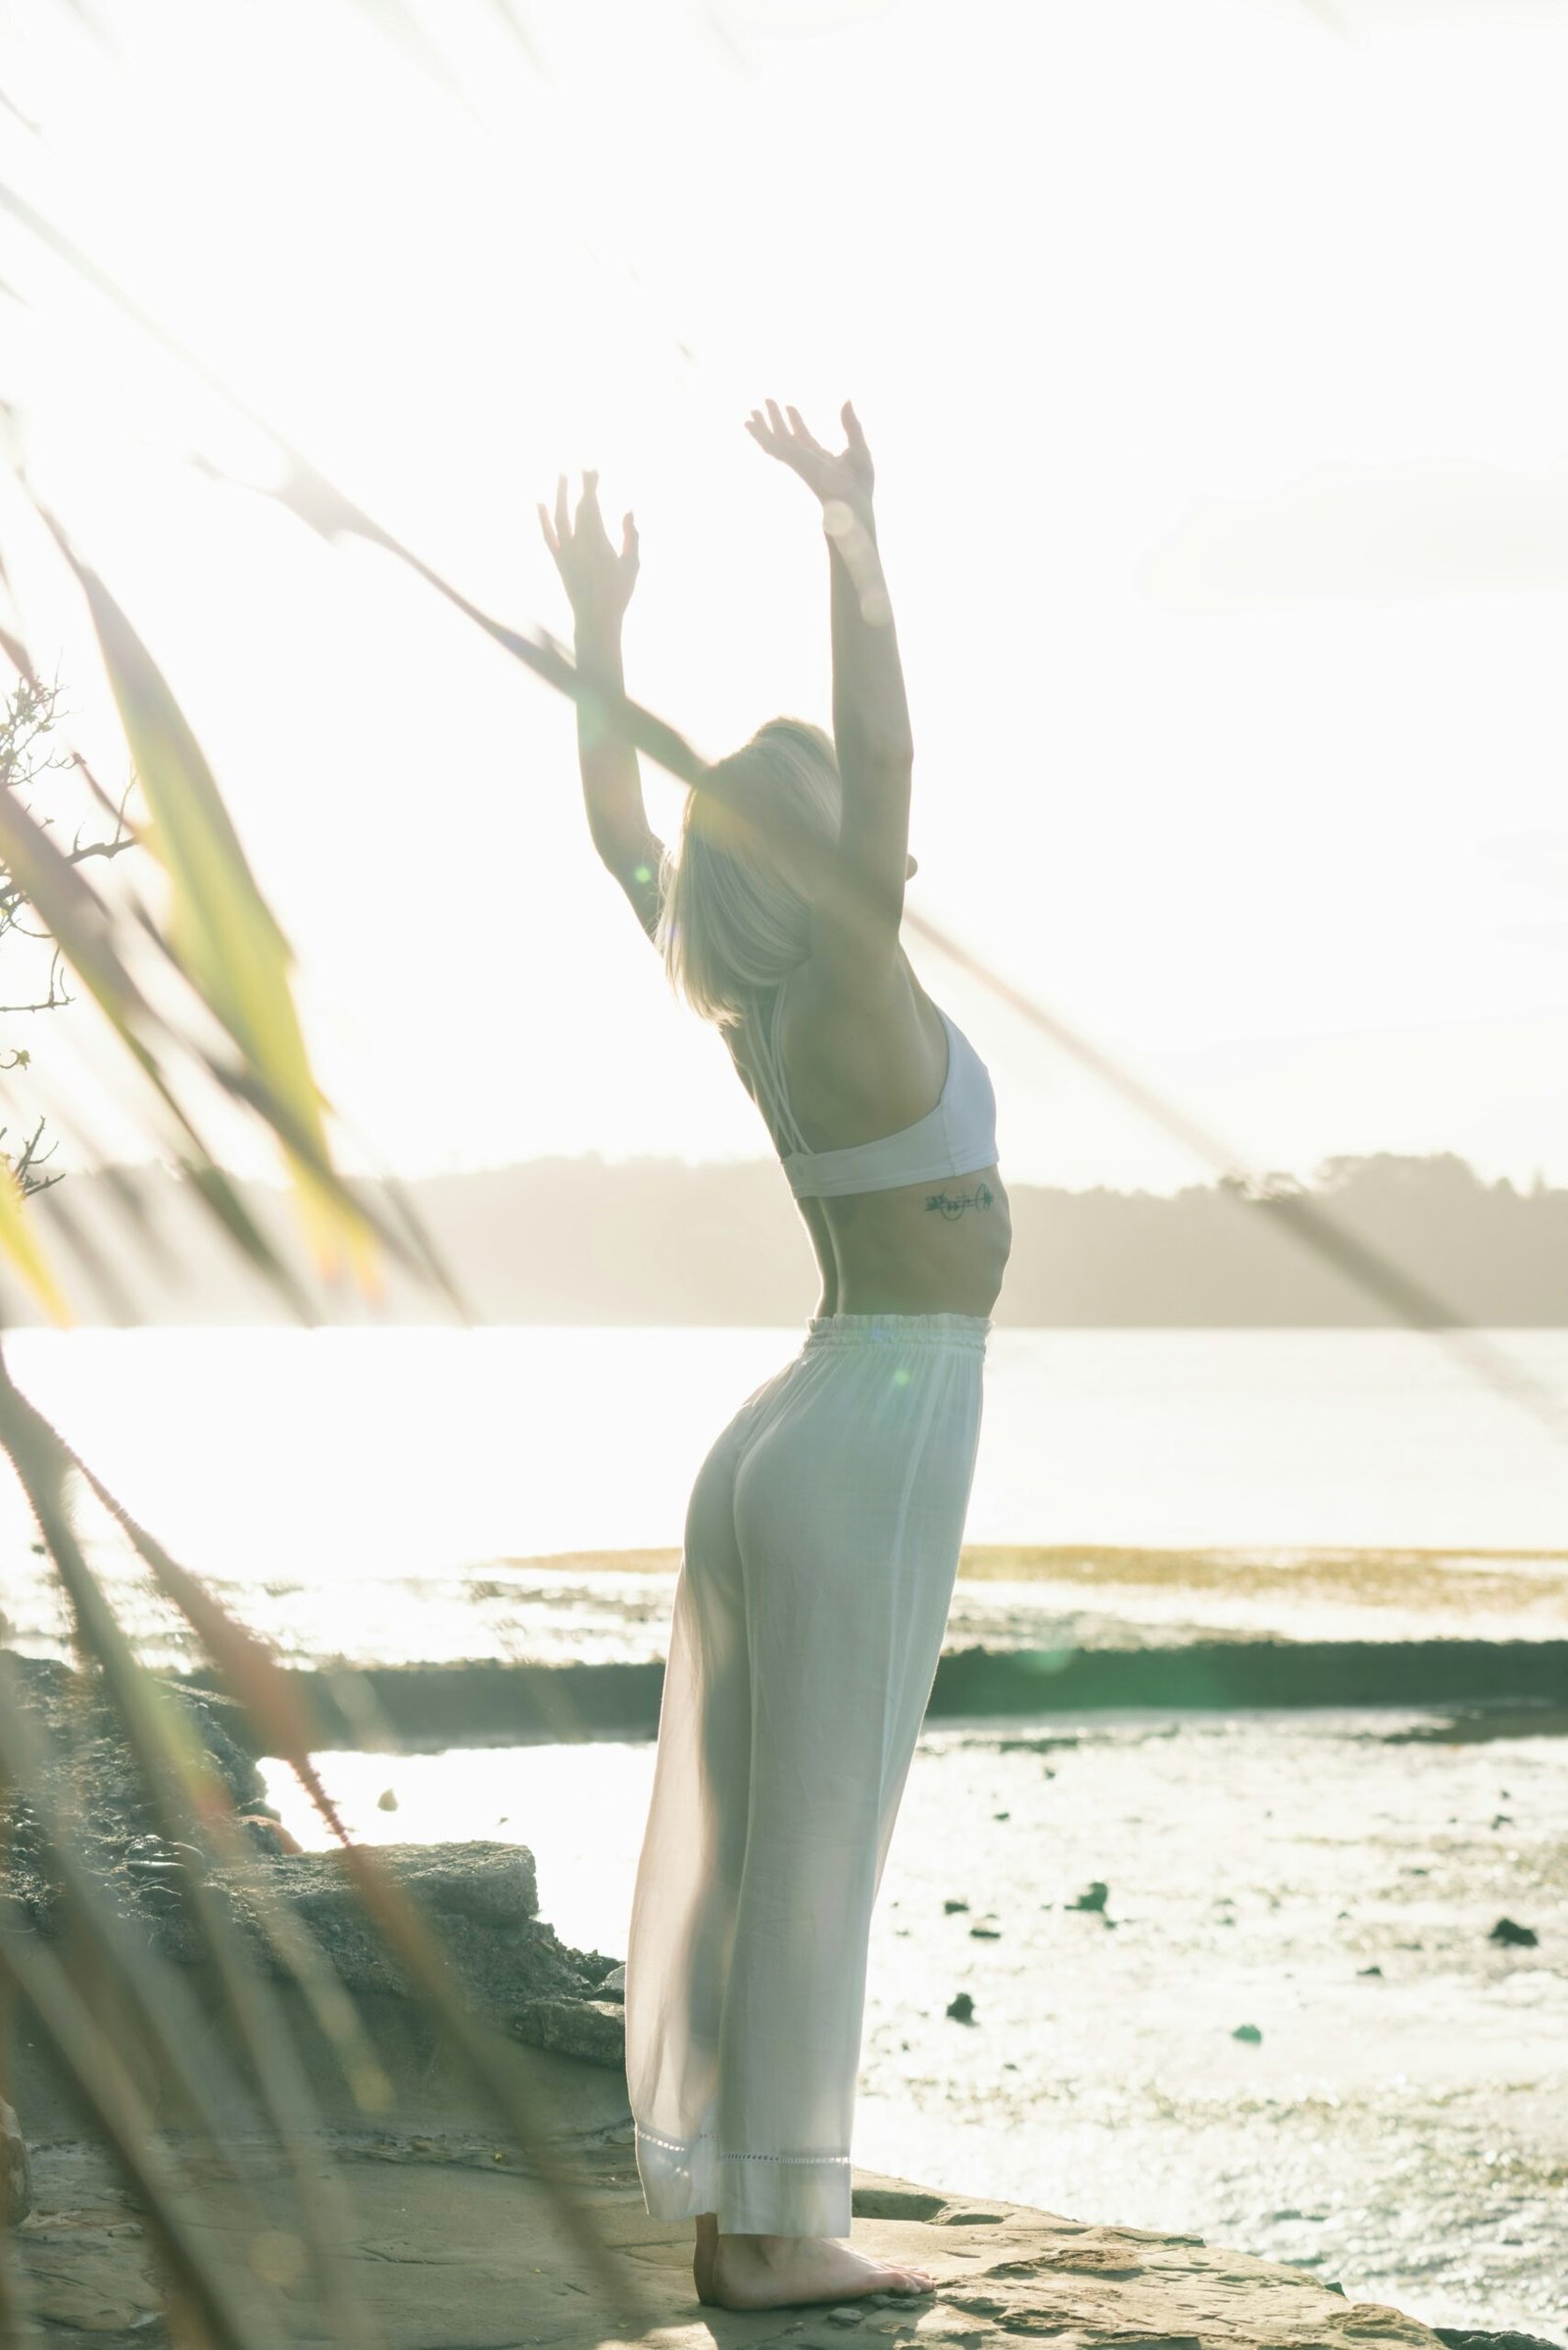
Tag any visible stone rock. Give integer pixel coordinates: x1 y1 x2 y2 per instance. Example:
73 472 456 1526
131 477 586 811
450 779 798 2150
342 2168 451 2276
1232 2024 1263 2044
1436 2333 1566 2350
853 2187 948 2221
1 2096 31 2226
1 1658 622 2081
1489 1918 1540 1948
10 2135 1462 2349
574 1948 624 1983
945 1992 976 2025
1066 1881 1109 1913
509 1996 625 2068
179 1841 601 2027
0 1656 270 1938
598 1964 627 1998
235 1811 300 1853
943 1898 969 1914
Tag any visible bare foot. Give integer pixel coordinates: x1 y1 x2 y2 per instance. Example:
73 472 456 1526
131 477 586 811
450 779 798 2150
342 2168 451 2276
707 2233 936 2311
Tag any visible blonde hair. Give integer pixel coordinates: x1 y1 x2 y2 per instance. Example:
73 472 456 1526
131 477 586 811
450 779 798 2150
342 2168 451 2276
657 717 841 1028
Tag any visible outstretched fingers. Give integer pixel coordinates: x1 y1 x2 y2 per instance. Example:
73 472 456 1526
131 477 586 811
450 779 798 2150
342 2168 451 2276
785 403 826 454
542 468 625 558
745 398 819 476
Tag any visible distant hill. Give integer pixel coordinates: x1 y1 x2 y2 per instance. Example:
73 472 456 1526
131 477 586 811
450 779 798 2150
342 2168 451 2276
2 1151 1563 1328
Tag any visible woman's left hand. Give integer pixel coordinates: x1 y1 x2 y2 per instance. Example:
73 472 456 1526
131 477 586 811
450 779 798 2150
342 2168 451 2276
539 470 639 635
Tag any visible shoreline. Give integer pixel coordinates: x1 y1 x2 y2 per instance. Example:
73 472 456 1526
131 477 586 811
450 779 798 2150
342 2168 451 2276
10 1542 1564 1689
508 1540 1568 1581
169 1637 1568 1753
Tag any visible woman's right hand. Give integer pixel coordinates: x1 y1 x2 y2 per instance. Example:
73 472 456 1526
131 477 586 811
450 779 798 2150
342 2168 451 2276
538 470 639 637
745 399 875 521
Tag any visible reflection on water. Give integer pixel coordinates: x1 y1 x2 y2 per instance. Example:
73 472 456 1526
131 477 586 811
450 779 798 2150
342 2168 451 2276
6 1543 1566 1673
3 1323 1566 1574
5 1323 1565 1665
260 1709 1568 2344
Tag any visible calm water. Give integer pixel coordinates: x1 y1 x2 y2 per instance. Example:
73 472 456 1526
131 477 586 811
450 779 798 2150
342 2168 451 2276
2 1325 1566 1664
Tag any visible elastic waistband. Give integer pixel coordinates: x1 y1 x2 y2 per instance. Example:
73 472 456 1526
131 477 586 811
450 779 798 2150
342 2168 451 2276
805 1311 992 1354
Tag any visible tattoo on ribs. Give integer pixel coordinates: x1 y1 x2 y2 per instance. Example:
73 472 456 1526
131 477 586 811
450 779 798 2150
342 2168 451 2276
925 1182 995 1221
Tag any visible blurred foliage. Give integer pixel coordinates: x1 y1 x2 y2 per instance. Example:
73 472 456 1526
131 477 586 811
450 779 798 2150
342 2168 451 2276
0 17 627 2330
1 670 136 1200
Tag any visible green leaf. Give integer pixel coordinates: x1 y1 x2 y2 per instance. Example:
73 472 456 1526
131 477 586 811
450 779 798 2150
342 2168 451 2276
33 508 379 1293
0 1151 69 1322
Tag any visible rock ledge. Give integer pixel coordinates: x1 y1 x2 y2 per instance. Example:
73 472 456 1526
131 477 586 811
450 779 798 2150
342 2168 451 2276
6 2130 1489 2350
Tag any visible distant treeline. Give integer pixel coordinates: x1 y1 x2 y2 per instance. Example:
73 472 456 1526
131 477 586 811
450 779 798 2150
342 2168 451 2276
3 1150 1563 1328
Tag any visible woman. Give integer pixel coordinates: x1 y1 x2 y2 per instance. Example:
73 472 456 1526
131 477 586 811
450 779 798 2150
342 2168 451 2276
541 400 1011 2313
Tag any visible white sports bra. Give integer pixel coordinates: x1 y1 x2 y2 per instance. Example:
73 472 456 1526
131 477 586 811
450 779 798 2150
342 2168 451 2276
744 974 1000 1200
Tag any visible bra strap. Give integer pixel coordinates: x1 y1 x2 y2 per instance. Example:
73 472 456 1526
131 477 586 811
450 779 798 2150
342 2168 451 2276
748 977 810 1154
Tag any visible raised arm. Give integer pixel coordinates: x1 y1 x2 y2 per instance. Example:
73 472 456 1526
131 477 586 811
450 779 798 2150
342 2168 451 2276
539 470 663 942
745 400 913 978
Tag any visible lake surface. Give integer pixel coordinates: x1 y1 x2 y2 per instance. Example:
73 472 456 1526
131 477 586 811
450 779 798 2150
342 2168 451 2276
3 1325 1566 1665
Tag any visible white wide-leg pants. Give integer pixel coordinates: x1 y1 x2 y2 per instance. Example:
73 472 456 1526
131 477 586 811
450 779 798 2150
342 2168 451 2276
625 1310 990 2237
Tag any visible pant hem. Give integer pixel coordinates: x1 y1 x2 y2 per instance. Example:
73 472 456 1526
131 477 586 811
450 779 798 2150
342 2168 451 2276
719 2152 854 2237
635 2122 716 2222
634 2124 854 2236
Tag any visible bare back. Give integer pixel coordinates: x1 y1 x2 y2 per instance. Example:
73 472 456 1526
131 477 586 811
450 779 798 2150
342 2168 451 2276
727 949 1011 1318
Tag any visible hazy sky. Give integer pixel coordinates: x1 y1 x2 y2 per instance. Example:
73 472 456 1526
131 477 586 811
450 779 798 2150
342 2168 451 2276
4 0 1568 1193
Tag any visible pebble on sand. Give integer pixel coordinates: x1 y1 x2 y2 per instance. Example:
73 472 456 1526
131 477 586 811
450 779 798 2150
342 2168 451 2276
1489 1917 1539 1947
1066 1881 1110 1914
1232 2023 1263 2044
946 1992 977 2025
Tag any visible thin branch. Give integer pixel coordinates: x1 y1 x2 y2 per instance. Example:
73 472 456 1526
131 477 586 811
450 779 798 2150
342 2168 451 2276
1 945 74 1011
